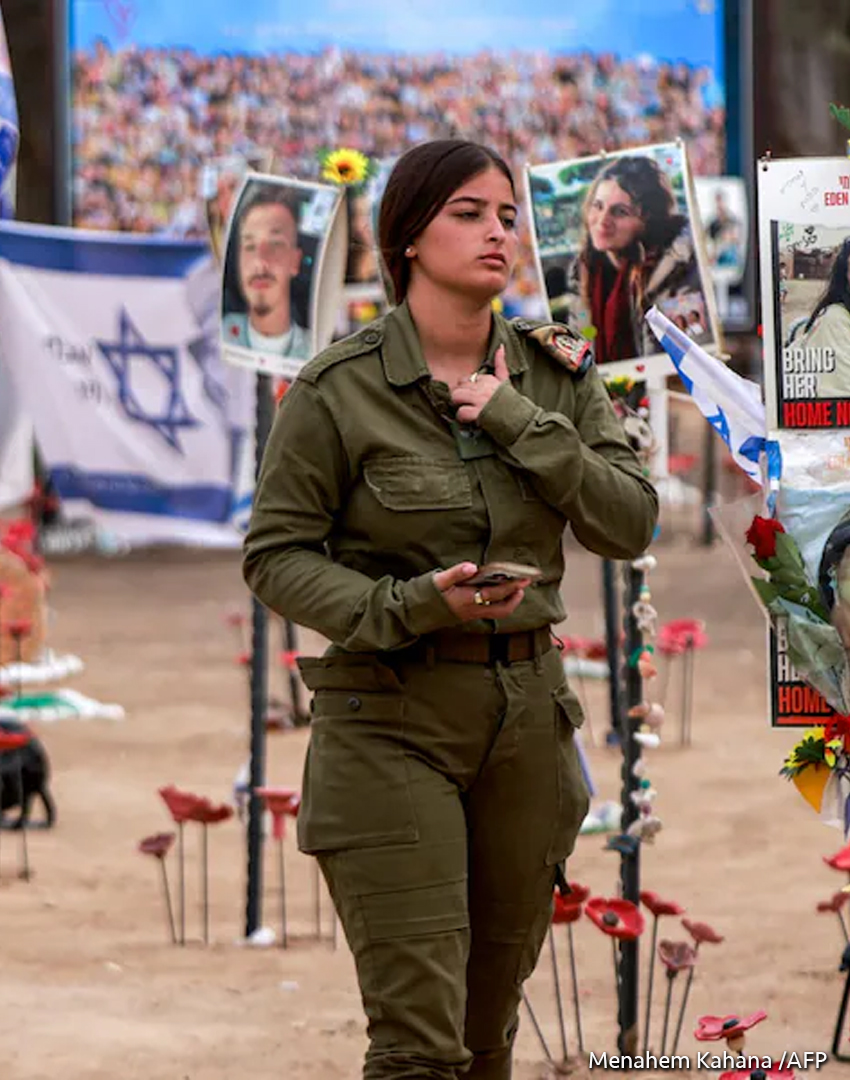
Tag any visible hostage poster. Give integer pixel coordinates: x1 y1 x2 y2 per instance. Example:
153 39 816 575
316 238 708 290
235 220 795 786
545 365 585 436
759 157 850 431
770 622 840 727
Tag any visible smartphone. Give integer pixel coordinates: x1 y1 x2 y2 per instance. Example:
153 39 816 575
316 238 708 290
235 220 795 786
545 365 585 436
465 561 543 588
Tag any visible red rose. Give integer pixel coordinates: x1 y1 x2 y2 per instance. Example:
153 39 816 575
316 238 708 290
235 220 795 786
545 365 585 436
745 515 785 561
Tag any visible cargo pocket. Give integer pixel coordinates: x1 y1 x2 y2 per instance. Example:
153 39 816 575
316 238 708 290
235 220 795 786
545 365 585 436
545 684 591 866
296 656 418 854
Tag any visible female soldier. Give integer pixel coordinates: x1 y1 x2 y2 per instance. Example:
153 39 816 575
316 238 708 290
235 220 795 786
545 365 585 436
577 154 705 364
243 139 658 1079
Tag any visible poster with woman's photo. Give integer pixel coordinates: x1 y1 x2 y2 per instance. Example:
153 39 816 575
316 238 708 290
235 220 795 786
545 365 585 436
769 221 850 430
524 141 720 378
220 175 347 379
758 156 850 431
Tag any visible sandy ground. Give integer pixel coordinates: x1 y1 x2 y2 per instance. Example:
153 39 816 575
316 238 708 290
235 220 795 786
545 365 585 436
2 494 850 1080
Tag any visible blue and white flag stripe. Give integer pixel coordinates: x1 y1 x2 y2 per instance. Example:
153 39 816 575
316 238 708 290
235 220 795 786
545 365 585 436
646 306 781 487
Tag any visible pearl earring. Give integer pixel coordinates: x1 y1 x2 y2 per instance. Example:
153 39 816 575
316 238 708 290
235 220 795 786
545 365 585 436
405 246 415 257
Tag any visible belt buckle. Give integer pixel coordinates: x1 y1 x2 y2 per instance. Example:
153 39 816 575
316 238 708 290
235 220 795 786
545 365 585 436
488 634 511 666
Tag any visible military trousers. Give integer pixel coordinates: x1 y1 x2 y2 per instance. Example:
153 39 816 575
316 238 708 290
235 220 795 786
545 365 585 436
296 639 589 1079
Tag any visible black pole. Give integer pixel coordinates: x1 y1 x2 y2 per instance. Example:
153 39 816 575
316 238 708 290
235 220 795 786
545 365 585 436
617 562 643 1056
832 945 850 1061
245 373 273 938
602 559 622 748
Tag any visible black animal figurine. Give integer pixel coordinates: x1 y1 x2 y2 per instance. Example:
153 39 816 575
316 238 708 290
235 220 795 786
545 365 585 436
0 718 55 829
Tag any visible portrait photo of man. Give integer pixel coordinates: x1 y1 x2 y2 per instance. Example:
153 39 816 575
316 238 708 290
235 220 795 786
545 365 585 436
222 179 314 369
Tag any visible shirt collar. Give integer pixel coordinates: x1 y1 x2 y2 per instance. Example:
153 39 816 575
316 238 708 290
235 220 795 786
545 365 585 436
380 300 527 387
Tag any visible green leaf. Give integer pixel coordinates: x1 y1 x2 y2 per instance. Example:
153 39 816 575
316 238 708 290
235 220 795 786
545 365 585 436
774 530 806 572
751 578 782 607
831 102 850 131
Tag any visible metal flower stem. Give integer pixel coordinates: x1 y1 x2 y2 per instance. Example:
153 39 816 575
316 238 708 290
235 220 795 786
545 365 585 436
660 973 675 1056
547 924 568 1062
670 945 700 1056
680 639 694 746
177 820 186 946
566 923 584 1053
201 822 209 945
277 833 288 948
521 989 554 1064
160 856 177 944
642 915 660 1054
838 909 849 945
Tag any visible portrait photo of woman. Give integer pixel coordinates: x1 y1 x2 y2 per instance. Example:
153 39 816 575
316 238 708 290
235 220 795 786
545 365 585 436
782 232 850 401
527 143 716 371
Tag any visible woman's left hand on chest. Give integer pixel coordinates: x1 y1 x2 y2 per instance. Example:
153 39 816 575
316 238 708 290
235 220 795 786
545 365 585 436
451 344 510 424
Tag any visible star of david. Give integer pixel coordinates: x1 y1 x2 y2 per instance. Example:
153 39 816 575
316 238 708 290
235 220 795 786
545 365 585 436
97 308 200 453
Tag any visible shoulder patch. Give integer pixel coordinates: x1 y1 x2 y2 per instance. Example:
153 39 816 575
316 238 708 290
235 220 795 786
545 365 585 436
297 321 385 384
510 318 593 377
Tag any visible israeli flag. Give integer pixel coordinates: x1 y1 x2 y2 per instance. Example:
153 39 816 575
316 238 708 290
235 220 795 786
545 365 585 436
0 222 252 546
646 306 781 488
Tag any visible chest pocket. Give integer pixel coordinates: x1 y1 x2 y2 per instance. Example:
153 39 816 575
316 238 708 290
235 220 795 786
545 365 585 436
364 457 472 511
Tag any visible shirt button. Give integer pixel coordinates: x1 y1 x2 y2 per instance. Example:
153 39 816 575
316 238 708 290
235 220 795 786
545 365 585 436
363 331 380 345
348 696 362 712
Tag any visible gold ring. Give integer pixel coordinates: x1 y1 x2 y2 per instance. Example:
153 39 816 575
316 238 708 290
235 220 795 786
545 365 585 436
474 589 486 606
469 371 479 383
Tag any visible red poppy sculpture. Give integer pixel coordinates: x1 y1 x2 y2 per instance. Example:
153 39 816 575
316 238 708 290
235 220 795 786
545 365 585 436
158 784 234 946
664 918 725 1056
656 940 697 1055
550 881 590 1059
656 618 707 746
816 890 850 945
255 786 301 948
586 896 645 1012
138 832 177 943
639 891 686 1055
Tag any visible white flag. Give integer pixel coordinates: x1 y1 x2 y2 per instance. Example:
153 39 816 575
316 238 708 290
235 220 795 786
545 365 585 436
646 306 781 486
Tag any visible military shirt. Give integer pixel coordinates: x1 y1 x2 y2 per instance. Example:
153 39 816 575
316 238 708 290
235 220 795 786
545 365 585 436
243 300 658 653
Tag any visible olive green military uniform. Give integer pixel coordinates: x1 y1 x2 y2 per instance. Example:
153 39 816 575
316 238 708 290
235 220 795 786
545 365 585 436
243 300 658 1078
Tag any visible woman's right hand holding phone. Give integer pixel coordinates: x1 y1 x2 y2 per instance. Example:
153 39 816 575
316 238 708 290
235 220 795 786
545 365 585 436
432 562 530 623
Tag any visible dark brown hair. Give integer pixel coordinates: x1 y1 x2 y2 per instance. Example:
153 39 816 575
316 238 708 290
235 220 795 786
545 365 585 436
378 140 515 303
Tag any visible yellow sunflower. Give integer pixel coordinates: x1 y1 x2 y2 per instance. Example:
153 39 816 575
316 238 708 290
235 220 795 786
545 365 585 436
321 148 371 186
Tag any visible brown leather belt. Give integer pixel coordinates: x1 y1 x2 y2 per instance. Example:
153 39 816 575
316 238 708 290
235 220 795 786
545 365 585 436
409 627 553 666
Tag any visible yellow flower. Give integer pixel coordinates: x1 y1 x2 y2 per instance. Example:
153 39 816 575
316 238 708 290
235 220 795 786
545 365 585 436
321 148 371 186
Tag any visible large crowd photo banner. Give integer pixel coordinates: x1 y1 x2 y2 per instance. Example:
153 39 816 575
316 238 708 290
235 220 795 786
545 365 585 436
0 223 252 547
68 0 727 321
757 157 850 727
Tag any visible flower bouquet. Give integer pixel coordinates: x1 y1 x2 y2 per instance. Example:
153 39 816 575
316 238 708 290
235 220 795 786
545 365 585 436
780 717 850 832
